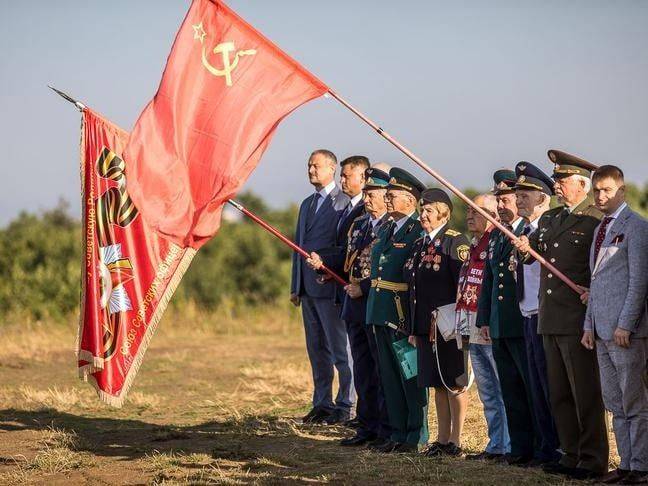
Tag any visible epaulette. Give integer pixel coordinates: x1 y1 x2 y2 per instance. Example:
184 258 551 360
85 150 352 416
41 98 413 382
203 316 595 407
445 229 461 237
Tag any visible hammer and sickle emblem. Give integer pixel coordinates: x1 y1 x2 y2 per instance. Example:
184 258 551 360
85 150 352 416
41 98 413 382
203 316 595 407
192 22 256 86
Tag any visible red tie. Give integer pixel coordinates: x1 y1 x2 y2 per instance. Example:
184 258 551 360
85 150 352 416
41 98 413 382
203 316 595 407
593 217 613 263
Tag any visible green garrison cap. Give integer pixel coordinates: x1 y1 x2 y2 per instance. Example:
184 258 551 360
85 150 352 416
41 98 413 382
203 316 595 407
515 161 555 195
548 149 598 179
364 167 390 189
388 167 426 199
492 169 517 195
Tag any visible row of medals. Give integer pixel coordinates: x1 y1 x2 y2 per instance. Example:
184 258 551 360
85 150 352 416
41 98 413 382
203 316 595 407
406 238 442 272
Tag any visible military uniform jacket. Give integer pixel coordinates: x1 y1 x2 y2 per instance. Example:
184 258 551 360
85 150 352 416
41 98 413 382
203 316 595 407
319 201 366 304
404 225 470 336
476 220 526 339
366 214 422 329
340 212 388 324
526 199 603 335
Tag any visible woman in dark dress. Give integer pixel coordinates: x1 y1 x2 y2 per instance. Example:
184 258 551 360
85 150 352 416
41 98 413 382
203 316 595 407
404 188 471 457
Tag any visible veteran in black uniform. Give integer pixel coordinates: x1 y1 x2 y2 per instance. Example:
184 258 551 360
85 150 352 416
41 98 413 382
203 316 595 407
477 169 537 465
365 167 427 453
515 150 608 480
337 167 391 446
404 188 470 457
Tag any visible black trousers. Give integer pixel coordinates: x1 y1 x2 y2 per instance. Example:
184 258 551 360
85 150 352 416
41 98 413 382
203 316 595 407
492 337 535 458
543 334 608 473
346 320 384 437
523 315 560 462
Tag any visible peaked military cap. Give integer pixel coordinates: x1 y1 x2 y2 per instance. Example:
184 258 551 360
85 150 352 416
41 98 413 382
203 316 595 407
420 188 453 212
364 167 390 189
515 161 555 195
548 149 598 179
388 167 426 199
492 169 517 195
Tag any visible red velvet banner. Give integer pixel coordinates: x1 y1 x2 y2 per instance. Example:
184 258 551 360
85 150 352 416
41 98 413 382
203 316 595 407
78 109 196 407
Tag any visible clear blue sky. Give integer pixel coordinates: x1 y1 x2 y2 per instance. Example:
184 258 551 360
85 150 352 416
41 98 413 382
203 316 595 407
1 0 647 225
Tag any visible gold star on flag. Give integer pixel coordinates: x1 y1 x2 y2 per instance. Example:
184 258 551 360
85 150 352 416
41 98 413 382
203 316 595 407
192 22 206 43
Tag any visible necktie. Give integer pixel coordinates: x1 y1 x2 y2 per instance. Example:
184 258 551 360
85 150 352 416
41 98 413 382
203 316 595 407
593 216 613 263
385 220 396 241
516 225 532 301
337 202 352 233
306 193 321 228
558 208 569 225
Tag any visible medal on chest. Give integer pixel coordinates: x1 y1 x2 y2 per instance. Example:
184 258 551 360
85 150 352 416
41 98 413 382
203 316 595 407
420 241 442 271
509 253 518 280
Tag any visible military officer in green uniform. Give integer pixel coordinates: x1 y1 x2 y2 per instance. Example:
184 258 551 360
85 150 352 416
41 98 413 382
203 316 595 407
477 169 536 464
366 167 427 453
515 150 608 480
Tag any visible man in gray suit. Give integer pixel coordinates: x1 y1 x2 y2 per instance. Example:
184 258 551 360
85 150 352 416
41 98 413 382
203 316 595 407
581 165 648 485
291 149 354 424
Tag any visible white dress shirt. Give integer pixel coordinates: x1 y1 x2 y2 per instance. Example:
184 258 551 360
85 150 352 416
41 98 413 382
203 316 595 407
426 224 445 243
602 202 627 238
519 217 540 317
349 192 363 209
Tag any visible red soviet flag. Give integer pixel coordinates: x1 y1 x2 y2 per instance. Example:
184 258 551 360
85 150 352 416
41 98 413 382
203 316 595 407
124 0 328 248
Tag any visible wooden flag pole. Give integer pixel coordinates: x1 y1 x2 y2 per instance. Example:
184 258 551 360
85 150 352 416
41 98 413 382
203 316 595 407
226 199 349 287
327 90 583 295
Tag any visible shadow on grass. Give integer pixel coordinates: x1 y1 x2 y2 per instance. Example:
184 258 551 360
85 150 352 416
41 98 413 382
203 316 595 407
0 408 337 463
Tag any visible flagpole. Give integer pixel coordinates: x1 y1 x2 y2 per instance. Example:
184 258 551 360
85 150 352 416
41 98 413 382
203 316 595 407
226 199 349 287
327 90 583 295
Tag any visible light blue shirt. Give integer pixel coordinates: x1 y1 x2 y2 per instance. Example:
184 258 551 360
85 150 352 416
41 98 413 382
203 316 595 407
520 217 540 317
315 180 336 212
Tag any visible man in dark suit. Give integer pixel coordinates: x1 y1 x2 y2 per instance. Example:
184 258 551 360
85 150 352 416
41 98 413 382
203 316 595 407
477 169 536 465
516 150 608 480
291 149 353 425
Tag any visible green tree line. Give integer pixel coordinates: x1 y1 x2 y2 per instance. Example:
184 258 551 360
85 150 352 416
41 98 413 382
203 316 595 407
1 184 647 322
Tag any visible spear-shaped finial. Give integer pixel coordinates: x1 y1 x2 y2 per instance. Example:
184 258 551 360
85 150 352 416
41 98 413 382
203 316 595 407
48 85 86 111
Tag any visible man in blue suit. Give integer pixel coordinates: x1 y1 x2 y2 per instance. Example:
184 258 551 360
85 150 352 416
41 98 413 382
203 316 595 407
291 149 354 424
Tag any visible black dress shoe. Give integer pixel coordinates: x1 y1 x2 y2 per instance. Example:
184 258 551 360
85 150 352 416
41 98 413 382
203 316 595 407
322 409 351 425
465 451 505 461
343 417 361 429
503 454 533 466
567 467 603 481
373 440 399 453
367 437 390 450
422 441 447 457
443 443 463 457
619 470 648 485
340 432 376 447
302 407 331 424
600 468 630 484
391 442 418 453
542 461 577 476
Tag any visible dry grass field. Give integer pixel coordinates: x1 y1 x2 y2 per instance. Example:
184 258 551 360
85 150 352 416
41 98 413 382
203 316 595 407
0 304 617 485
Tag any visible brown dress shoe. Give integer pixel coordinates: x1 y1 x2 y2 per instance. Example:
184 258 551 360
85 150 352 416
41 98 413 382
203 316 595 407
600 468 630 484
